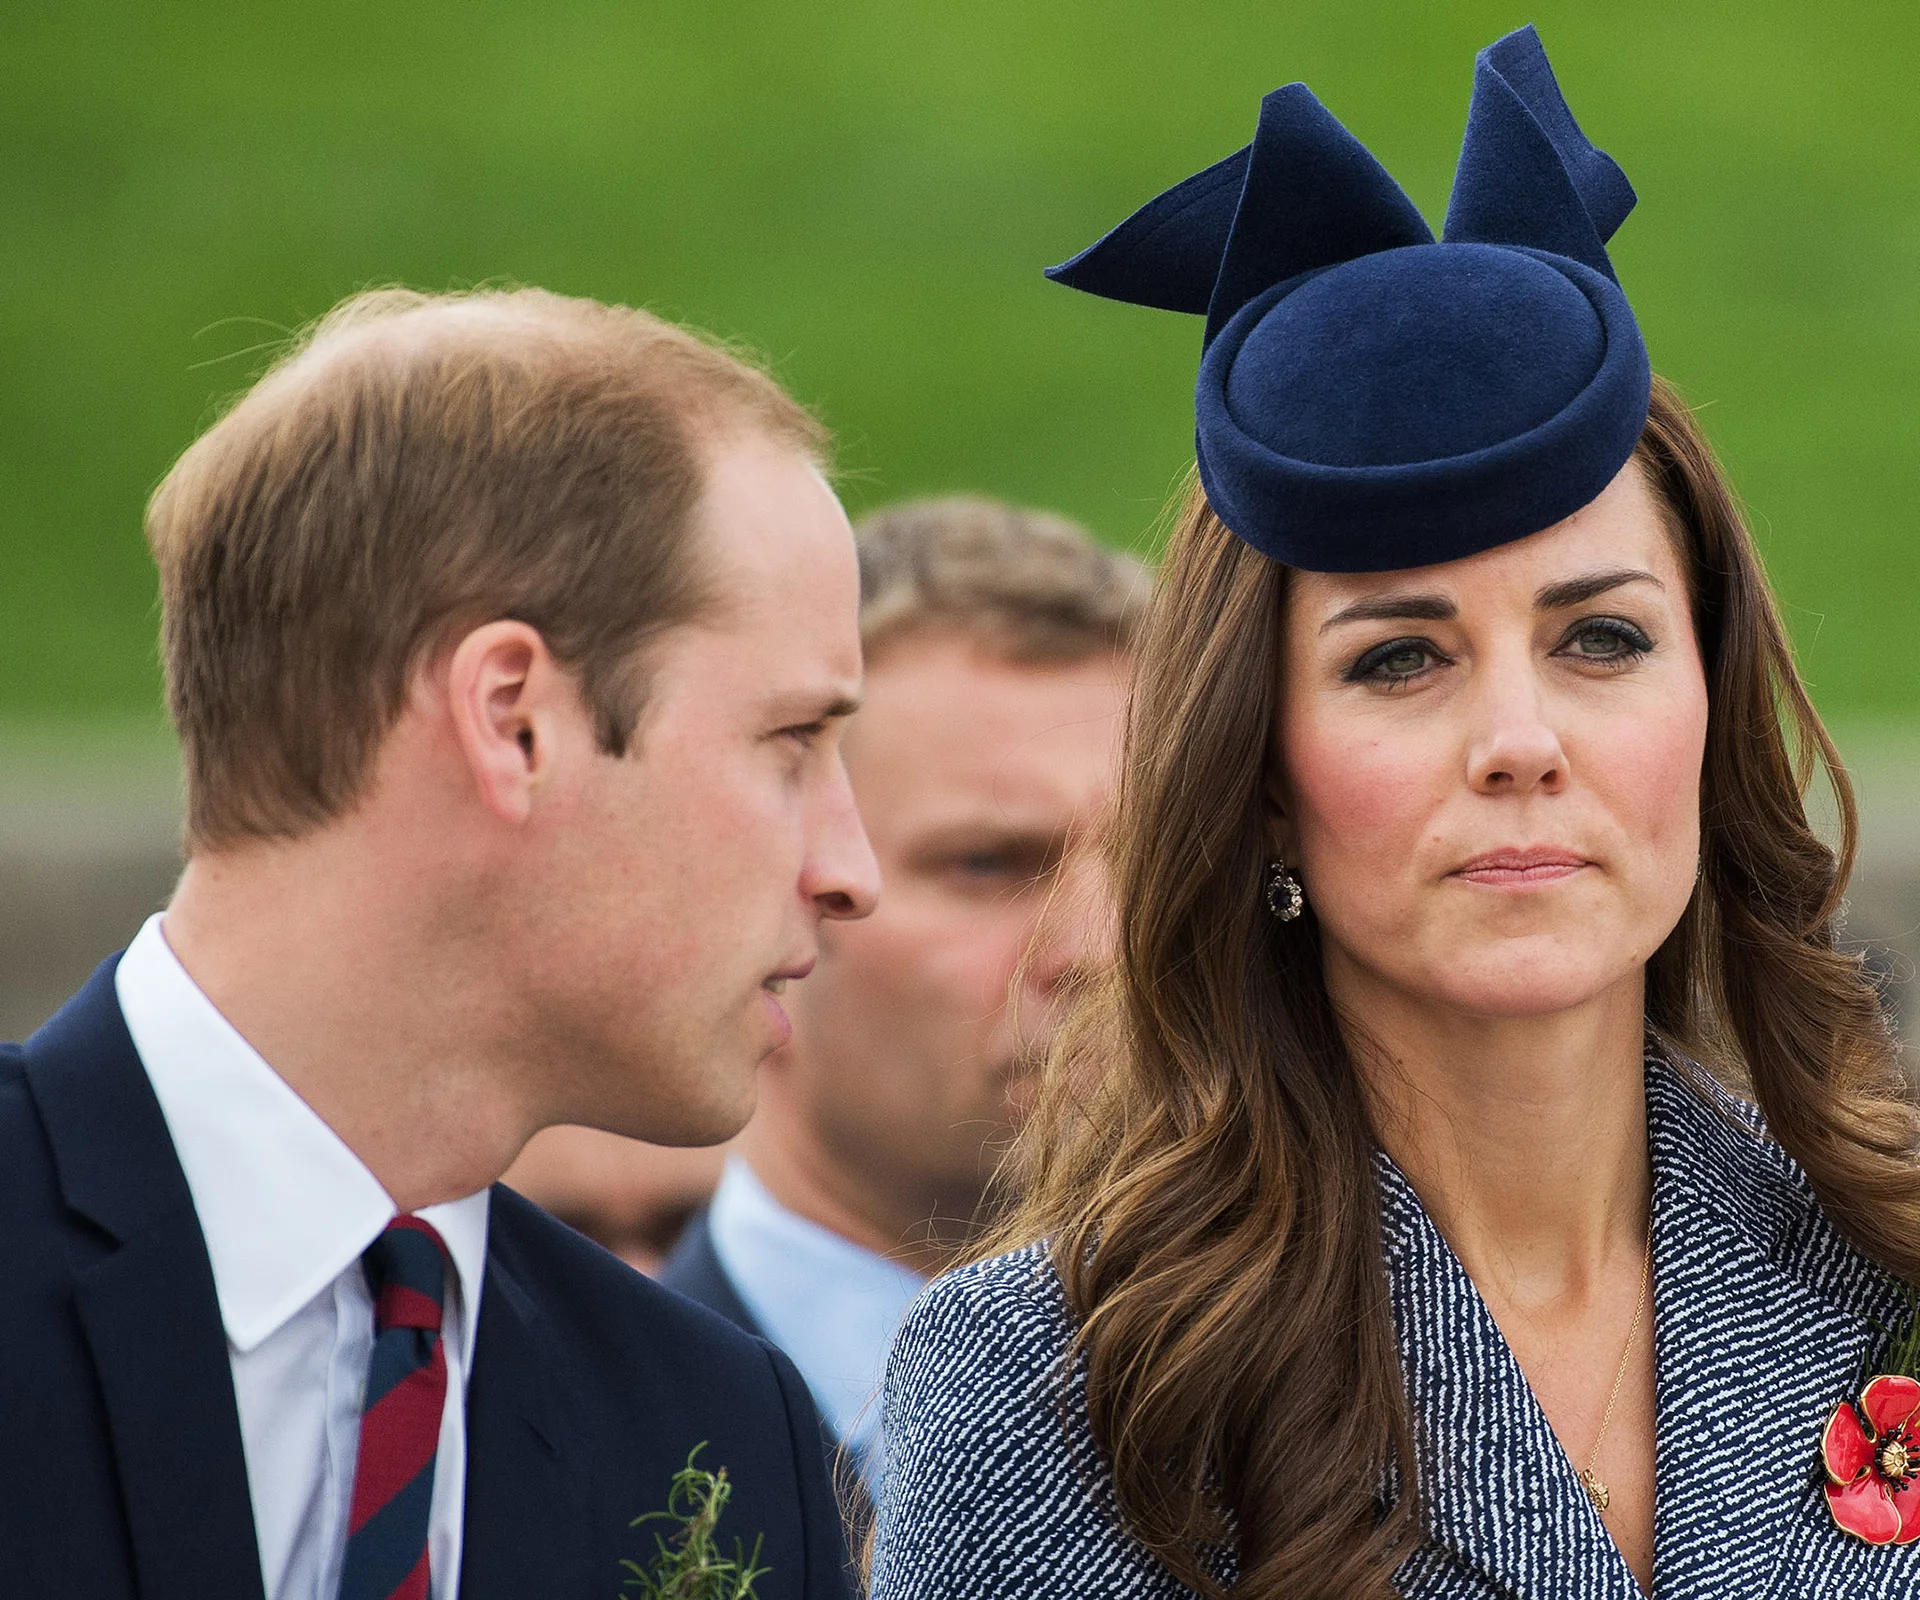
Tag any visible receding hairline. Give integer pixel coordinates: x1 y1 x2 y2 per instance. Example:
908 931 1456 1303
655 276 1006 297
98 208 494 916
267 291 818 438
146 283 831 849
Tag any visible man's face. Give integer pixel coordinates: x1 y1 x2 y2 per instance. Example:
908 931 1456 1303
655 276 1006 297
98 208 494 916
770 633 1127 1234
520 432 879 1145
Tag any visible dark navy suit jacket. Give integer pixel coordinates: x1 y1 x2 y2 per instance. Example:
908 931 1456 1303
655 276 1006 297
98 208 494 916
662 1211 874 1534
0 959 853 1600
660 1210 763 1337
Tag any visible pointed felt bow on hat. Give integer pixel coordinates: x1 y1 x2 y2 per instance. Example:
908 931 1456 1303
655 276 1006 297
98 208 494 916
1049 26 1652 573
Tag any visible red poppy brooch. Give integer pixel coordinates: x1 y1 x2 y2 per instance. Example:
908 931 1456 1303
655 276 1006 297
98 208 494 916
1823 1303 1920 1545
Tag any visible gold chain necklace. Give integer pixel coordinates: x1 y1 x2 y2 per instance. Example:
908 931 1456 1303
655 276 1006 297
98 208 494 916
1577 1216 1654 1515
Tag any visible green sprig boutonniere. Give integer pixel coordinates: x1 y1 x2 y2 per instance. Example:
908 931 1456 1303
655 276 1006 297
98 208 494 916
622 1445 770 1600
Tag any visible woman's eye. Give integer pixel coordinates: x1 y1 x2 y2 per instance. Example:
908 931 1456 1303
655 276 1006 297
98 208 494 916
1348 638 1444 685
1559 617 1653 664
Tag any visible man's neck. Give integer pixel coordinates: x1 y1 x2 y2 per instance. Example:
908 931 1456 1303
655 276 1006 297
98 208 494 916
163 840 537 1214
736 1119 972 1279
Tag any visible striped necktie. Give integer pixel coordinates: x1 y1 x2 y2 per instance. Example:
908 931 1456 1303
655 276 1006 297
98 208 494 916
340 1215 450 1600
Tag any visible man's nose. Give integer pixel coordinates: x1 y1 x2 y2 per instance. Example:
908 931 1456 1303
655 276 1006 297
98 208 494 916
1024 831 1115 998
804 763 881 921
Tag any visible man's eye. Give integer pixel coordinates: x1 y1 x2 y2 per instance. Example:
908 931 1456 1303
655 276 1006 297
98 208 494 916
957 852 1011 876
781 722 824 747
1347 637 1444 685
947 849 1050 886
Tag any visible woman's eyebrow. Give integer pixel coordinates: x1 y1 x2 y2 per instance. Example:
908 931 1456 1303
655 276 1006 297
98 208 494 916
1317 568 1663 633
1318 593 1456 633
1535 567 1661 610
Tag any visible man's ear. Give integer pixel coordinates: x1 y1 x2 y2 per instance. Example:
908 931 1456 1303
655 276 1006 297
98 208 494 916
443 620 584 824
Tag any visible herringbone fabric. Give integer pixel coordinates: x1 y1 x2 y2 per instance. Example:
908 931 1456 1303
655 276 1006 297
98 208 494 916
339 1216 450 1600
872 1054 1920 1597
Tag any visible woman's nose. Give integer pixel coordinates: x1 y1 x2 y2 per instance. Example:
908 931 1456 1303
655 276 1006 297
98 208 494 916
1465 672 1567 796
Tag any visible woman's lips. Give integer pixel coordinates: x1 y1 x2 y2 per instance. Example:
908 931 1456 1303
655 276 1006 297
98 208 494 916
1451 849 1593 886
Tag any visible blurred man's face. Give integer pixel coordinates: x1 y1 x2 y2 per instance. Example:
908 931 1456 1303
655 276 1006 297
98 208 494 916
767 632 1127 1239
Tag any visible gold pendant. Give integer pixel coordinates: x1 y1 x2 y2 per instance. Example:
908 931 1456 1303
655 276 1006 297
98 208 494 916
1579 1467 1611 1513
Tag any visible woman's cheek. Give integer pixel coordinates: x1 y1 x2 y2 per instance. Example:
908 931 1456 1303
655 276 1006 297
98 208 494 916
1590 687 1707 854
1291 731 1439 886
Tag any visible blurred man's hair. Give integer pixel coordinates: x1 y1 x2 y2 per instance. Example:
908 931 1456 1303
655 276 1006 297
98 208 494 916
854 496 1150 668
147 285 825 851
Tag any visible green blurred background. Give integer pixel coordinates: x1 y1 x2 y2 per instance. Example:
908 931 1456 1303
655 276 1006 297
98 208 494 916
4 0 1918 721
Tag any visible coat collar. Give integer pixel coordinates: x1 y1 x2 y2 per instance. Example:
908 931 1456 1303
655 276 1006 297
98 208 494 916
24 958 266 1600
1382 1053 1909 1598
1642 1059 1907 1596
1379 1121 1639 1600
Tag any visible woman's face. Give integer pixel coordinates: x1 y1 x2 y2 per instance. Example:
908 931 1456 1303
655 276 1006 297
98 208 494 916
1275 461 1707 1024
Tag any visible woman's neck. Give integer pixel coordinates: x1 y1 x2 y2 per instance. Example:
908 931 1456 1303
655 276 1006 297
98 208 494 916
1335 956 1651 1309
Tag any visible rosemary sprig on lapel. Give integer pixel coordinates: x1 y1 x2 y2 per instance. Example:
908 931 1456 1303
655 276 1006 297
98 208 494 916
621 1444 770 1599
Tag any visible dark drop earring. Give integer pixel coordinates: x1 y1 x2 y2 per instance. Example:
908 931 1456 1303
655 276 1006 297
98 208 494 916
1266 861 1304 922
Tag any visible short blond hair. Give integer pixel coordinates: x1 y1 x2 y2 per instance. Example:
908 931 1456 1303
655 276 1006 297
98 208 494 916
854 496 1149 668
147 286 825 850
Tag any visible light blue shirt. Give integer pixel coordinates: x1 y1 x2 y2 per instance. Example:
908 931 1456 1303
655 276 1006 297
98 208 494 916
707 1156 925 1489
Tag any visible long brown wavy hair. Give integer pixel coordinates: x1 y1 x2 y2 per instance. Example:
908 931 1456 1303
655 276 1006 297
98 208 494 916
994 376 1916 1598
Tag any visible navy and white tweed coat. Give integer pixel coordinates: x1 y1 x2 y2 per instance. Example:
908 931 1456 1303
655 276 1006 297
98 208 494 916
870 1057 1920 1597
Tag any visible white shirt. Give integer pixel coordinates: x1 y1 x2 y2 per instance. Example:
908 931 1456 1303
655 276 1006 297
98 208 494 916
706 1156 925 1490
115 914 491 1600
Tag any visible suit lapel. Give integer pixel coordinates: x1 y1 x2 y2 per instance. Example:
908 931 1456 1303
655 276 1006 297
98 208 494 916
25 960 264 1600
459 1224 593 1600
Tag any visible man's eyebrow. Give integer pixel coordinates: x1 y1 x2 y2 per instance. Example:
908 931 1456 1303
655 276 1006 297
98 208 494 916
762 687 861 723
1319 593 1457 634
1534 568 1662 610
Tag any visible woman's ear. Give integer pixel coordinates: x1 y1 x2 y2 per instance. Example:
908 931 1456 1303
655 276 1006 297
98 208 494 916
1262 760 1295 859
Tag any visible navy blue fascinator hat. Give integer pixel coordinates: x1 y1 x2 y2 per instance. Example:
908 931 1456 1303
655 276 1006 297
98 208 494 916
1048 26 1651 573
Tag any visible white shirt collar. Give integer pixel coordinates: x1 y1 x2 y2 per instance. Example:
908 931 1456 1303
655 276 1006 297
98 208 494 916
115 913 489 1357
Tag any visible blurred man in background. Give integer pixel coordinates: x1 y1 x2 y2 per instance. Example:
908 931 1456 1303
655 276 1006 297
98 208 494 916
661 496 1147 1498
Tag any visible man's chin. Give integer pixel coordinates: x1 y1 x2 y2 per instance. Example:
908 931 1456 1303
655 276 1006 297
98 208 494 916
570 1065 758 1148
586 1109 749 1149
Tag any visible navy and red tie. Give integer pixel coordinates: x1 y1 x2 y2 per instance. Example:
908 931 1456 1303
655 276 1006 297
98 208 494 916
339 1215 450 1600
